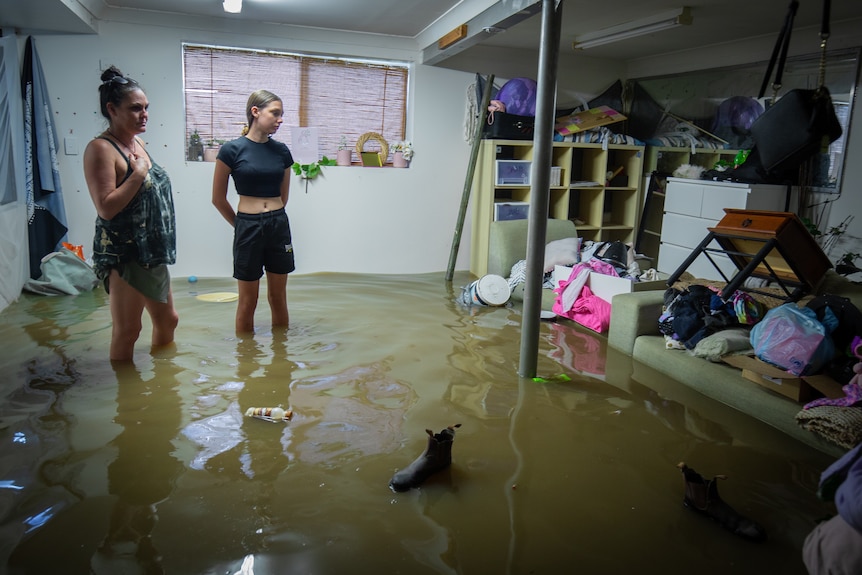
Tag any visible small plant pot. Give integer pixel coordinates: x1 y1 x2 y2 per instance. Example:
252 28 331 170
188 143 204 161
336 149 352 166
393 151 409 168
203 147 219 162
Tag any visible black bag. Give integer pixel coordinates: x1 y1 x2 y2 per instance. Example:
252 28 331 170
805 294 862 383
482 111 535 140
806 294 862 356
749 0 841 179
593 240 630 275
752 87 842 177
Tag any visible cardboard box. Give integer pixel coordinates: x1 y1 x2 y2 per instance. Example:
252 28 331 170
553 266 665 300
555 106 626 136
586 271 667 301
722 354 844 403
553 266 667 332
494 202 530 221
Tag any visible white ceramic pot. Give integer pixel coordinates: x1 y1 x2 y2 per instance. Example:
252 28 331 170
336 149 352 166
393 151 408 168
203 147 219 162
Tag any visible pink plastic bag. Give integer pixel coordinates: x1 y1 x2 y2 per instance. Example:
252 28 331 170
750 303 833 376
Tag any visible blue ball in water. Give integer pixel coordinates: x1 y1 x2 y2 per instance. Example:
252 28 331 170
188 275 198 283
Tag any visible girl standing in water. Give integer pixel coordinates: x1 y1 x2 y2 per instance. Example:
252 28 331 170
212 90 295 334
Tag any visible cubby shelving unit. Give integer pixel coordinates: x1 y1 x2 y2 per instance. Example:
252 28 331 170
470 139 645 277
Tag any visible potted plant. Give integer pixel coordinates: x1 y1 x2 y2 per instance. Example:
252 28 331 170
188 130 203 161
391 140 413 168
292 156 337 193
336 136 352 166
203 138 225 162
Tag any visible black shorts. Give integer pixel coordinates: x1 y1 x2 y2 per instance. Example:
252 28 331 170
233 210 296 281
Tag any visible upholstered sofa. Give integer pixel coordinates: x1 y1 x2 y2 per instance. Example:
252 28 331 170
608 270 862 457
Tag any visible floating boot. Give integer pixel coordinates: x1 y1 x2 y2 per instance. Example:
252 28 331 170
677 462 767 542
389 424 461 492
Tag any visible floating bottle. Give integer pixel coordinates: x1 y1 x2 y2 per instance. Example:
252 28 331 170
245 406 292 422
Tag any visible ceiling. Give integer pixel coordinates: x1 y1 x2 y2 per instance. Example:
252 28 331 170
3 0 862 64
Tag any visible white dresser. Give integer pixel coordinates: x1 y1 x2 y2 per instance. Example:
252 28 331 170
657 178 794 281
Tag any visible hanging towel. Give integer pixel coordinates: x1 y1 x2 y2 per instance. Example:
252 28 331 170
23 36 68 280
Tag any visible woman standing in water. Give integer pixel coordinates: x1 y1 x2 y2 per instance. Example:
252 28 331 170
83 66 178 362
212 90 295 334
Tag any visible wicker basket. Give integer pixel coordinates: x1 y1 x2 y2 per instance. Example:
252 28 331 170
356 132 388 166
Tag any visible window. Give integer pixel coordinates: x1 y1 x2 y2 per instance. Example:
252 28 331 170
183 44 409 163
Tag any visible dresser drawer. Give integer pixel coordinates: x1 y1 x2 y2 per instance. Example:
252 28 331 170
665 178 790 220
658 242 737 281
660 212 717 248
667 180 752 220
700 187 750 220
664 181 704 217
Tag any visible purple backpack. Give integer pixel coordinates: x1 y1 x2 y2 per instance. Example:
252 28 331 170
496 78 538 117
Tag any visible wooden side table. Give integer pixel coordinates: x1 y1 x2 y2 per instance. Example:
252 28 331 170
666 209 833 302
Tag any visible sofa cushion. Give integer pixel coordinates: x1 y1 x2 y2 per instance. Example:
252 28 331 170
607 290 665 355
544 237 581 272
487 219 578 278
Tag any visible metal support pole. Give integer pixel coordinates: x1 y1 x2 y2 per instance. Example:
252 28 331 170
518 0 563 378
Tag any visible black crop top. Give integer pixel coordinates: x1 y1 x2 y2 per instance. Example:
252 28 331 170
217 137 294 198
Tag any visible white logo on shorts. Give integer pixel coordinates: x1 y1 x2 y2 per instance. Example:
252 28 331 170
285 243 293 253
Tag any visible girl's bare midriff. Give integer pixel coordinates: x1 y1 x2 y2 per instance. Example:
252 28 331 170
237 196 284 214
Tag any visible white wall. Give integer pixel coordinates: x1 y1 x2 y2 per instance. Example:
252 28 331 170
32 20 480 279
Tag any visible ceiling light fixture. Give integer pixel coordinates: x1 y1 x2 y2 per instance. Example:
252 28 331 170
223 0 242 14
572 7 692 50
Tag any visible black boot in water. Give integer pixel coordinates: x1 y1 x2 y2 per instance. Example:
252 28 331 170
389 424 461 492
677 462 767 542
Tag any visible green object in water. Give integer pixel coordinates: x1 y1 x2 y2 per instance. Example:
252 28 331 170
532 374 572 383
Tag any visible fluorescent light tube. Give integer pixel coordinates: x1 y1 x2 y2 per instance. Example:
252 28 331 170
573 7 692 50
223 0 242 14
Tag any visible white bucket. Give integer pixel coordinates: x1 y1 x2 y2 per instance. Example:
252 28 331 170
461 274 511 306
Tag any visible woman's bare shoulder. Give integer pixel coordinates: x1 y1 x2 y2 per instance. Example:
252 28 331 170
84 136 113 155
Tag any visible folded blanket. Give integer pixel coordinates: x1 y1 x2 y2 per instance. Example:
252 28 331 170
644 133 726 150
796 406 862 449
507 259 555 292
556 126 642 146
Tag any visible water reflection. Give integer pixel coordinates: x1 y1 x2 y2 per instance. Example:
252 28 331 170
547 322 606 380
91 359 183 574
183 333 293 477
0 273 838 574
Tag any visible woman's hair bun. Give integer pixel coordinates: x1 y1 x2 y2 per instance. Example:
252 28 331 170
100 65 124 83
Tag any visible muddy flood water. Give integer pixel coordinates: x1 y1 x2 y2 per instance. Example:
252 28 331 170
0 272 837 574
